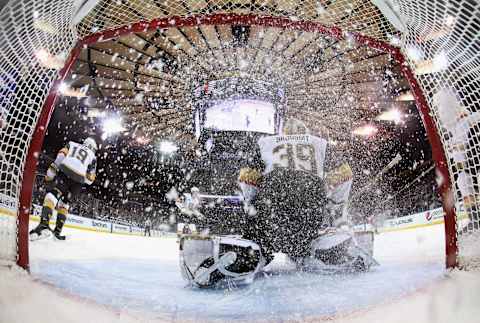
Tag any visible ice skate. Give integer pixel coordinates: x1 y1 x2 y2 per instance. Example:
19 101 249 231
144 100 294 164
53 231 66 241
29 224 52 242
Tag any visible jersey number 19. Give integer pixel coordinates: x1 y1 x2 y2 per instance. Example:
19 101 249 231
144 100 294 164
69 146 88 164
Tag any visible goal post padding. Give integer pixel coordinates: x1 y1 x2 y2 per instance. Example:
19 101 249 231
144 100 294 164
13 12 457 270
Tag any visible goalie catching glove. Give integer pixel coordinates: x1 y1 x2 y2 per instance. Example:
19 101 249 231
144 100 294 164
238 167 262 207
326 163 352 187
238 167 262 186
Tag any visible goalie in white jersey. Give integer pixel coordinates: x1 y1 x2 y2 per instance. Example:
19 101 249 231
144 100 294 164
179 119 377 288
238 118 333 262
30 137 98 240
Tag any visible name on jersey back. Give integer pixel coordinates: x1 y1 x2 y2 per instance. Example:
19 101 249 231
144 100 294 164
275 135 310 143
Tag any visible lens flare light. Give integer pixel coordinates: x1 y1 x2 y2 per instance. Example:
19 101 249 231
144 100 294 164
158 141 178 154
102 117 125 139
377 108 404 124
353 125 378 137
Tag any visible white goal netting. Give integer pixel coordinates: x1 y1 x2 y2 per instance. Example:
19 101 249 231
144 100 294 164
0 0 478 268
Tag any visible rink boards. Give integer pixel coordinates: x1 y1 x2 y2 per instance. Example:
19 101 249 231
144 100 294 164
377 207 469 233
1 206 454 236
0 191 470 237
0 193 174 238
0 204 468 237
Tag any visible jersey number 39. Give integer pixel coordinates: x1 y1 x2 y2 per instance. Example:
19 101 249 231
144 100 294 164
272 143 317 174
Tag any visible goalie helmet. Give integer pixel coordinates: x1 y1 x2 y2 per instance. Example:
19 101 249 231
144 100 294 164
83 137 98 153
281 118 309 135
191 186 200 194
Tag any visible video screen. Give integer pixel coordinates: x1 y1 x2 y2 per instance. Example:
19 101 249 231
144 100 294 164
204 99 275 134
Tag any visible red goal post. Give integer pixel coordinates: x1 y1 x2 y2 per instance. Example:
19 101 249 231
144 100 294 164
1 0 478 270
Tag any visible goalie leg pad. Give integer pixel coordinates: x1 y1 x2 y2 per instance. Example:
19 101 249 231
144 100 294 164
180 235 265 288
302 229 378 273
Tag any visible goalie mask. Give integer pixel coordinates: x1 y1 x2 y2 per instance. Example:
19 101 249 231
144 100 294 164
179 235 265 288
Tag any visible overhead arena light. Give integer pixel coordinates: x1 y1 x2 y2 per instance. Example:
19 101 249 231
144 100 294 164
414 52 449 75
406 48 449 75
58 83 89 98
353 125 378 137
102 116 125 139
35 49 65 70
419 15 456 42
87 108 106 118
405 45 424 62
158 141 178 154
376 108 404 124
135 135 151 145
32 11 59 35
396 91 415 101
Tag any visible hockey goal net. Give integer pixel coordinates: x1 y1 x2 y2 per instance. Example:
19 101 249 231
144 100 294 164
0 0 478 270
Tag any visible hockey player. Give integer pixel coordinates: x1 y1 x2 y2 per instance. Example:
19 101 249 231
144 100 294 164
175 187 202 218
29 137 98 240
145 218 152 237
182 224 192 235
325 162 354 227
238 118 330 263
179 118 376 288
435 89 480 232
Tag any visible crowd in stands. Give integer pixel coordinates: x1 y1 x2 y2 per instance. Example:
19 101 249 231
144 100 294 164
31 162 443 232
349 167 443 225
382 188 441 219
32 174 173 231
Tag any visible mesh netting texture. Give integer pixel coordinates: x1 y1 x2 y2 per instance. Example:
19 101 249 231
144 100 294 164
0 0 78 263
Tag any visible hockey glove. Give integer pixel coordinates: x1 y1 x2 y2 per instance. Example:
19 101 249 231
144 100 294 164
326 163 352 187
45 164 58 182
238 167 262 186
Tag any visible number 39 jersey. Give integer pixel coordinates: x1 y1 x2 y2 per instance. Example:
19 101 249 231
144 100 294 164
258 134 328 178
59 141 97 183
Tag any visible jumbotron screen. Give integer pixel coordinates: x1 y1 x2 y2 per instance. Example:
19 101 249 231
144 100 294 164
204 99 276 134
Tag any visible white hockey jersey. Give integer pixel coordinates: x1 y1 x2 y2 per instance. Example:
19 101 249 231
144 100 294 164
57 141 97 184
257 134 328 178
443 112 480 198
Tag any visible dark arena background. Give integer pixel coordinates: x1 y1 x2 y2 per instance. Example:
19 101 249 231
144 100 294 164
0 1 479 322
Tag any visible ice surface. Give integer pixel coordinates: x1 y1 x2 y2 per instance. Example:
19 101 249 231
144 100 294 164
1 225 479 323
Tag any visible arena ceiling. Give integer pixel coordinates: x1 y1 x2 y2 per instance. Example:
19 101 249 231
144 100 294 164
45 0 429 204
66 16 411 148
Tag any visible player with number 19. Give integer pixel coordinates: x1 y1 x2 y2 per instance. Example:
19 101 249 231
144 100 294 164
29 137 98 241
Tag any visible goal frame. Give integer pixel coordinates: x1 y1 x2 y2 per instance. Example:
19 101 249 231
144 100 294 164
16 13 458 270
